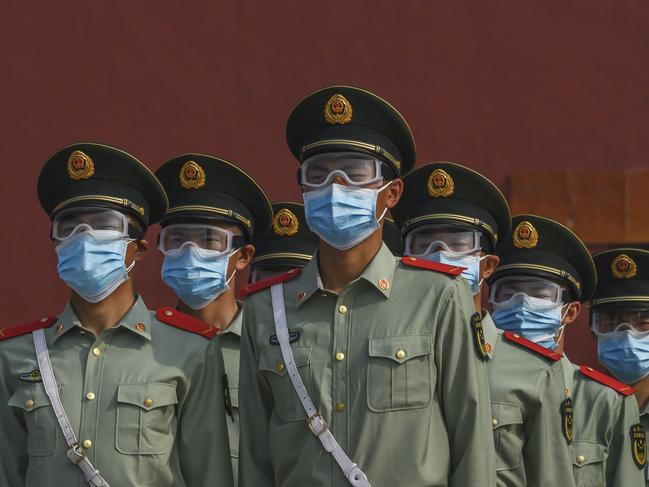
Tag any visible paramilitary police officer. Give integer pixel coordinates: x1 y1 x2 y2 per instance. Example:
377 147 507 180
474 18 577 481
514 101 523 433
0 143 233 487
490 215 643 486
154 154 273 486
392 162 577 487
248 202 319 283
590 248 649 484
238 86 496 487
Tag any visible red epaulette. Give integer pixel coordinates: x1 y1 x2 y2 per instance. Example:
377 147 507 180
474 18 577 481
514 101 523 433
156 308 219 339
579 365 635 396
239 268 302 298
503 331 563 362
400 256 465 276
0 316 57 341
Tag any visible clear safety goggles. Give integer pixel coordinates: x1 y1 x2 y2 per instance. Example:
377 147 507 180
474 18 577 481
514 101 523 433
52 207 138 241
300 152 385 188
591 307 649 336
404 225 483 257
489 276 566 306
158 224 245 256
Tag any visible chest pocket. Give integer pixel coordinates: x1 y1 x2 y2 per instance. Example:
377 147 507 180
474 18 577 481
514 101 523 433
367 335 433 412
8 383 58 457
258 346 312 423
491 402 524 471
571 440 605 487
115 382 178 455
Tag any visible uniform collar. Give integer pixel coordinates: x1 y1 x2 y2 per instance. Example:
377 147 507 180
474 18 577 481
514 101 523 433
50 295 152 344
296 243 397 307
481 310 498 360
220 302 243 337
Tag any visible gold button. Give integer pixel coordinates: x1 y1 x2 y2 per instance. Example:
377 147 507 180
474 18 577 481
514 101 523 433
297 291 306 300
136 322 146 332
338 305 348 314
86 392 95 401
512 333 520 339
492 418 498 427
484 343 493 353
92 347 101 357
586 367 594 371
576 454 585 464
336 402 346 412
25 399 34 409
55 324 64 333
276 363 285 373
164 310 173 317
83 440 92 449
378 278 390 290
335 352 345 361
143 398 153 408
395 349 406 360
40 317 48 323
408 256 417 262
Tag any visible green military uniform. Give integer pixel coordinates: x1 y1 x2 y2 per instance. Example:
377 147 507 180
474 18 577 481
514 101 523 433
492 215 644 486
0 143 233 486
239 86 496 487
590 248 649 485
393 162 576 487
155 154 274 486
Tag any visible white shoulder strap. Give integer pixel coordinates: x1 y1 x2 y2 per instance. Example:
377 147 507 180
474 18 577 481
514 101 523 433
32 329 110 487
270 283 371 487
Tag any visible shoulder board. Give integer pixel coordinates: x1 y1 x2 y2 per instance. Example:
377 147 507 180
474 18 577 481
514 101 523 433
400 256 464 276
503 331 563 361
0 316 57 341
579 365 635 396
156 308 219 339
239 268 302 298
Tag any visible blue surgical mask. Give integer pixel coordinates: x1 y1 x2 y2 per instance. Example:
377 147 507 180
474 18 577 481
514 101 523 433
162 244 236 310
423 251 486 295
56 230 134 303
597 330 649 384
492 293 567 350
303 182 389 251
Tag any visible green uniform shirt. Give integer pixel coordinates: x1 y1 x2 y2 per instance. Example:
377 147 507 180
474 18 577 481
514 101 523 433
0 296 233 487
239 244 496 487
482 313 576 487
568 358 644 486
221 304 243 486
640 403 649 486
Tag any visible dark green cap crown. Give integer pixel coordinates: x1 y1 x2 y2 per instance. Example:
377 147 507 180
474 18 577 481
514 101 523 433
492 214 596 302
155 154 272 240
38 142 167 227
591 248 649 308
286 85 416 176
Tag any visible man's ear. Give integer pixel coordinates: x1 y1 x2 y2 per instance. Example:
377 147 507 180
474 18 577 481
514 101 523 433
481 255 500 280
384 178 403 209
134 239 149 261
234 244 255 271
562 301 582 325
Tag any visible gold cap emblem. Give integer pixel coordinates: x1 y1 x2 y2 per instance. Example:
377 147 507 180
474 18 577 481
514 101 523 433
179 160 206 189
611 254 637 279
513 221 539 249
273 208 299 236
67 150 95 180
324 94 352 125
427 168 454 197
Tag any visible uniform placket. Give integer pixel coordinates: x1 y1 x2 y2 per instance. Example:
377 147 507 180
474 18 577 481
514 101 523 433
77 332 108 465
332 288 353 487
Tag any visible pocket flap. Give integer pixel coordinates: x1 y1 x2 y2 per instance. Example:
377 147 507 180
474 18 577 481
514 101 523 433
491 402 523 429
571 440 605 468
369 335 432 364
117 383 178 411
8 383 52 411
259 346 311 376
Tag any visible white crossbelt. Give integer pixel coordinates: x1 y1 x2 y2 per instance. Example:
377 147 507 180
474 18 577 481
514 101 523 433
270 283 372 487
32 329 110 487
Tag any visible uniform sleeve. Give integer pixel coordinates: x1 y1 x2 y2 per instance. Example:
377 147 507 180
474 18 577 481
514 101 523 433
605 394 644 485
0 343 28 485
238 298 275 487
435 279 497 487
177 338 234 487
523 364 576 487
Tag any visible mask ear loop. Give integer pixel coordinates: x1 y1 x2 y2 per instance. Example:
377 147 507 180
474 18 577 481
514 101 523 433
375 180 393 224
124 239 137 275
554 303 573 345
224 247 242 287
476 254 490 291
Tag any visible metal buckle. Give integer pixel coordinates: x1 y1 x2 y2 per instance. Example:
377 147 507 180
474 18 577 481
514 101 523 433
66 442 85 464
307 413 328 436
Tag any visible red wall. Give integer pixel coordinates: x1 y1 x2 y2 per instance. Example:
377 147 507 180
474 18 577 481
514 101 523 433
2 1 649 366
